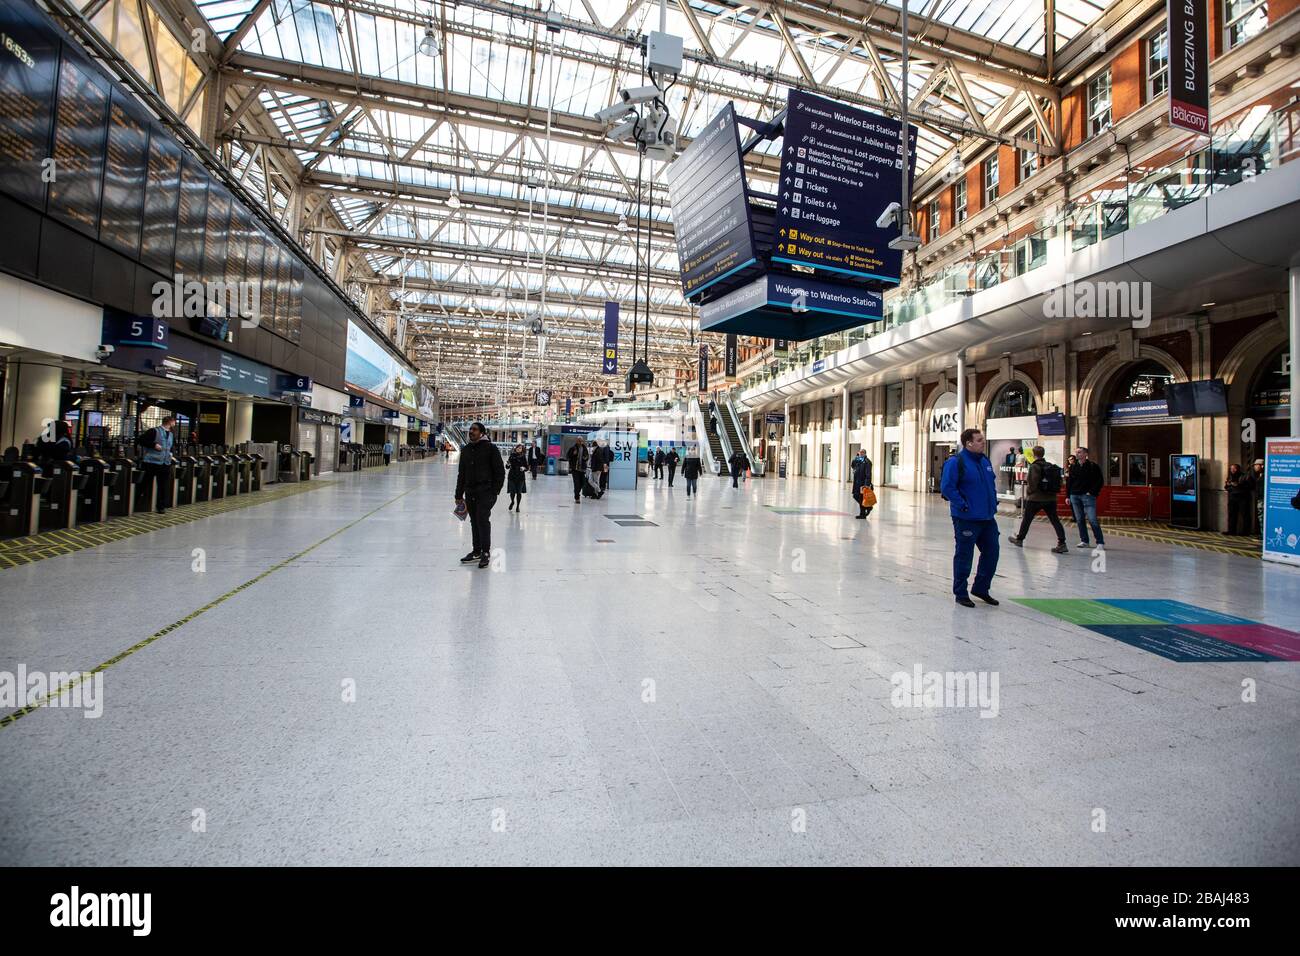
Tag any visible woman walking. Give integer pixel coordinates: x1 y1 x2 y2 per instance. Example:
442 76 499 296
506 444 528 512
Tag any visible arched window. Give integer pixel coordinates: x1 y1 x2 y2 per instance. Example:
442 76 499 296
1248 346 1290 411
988 381 1036 418
1112 360 1173 403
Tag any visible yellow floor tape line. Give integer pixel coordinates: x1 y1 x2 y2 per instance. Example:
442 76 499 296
0 480 328 569
0 487 412 731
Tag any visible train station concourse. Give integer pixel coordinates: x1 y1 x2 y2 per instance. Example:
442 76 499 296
1 0 1298 893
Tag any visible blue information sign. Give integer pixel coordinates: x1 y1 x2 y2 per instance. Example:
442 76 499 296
277 374 311 392
110 313 169 350
773 90 917 283
602 301 618 374
1263 438 1300 566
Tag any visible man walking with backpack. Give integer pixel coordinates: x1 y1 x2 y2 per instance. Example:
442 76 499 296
138 415 176 514
940 428 1001 608
1009 446 1067 553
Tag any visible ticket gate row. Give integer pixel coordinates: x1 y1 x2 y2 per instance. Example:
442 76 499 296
1 449 270 538
340 443 385 470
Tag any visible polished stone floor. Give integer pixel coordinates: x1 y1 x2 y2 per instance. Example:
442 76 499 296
1 457 1297 865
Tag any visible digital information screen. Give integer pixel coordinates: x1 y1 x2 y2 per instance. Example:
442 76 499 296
772 90 916 283
1170 454 1199 529
288 259 303 342
260 236 281 335
98 90 148 258
139 127 181 274
46 52 110 237
201 183 230 290
0 0 59 210
173 154 208 278
275 241 292 339
665 103 756 299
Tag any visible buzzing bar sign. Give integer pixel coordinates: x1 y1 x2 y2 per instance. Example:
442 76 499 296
1166 0 1209 134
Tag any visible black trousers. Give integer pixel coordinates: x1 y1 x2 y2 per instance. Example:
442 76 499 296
667 465 676 486
598 469 608 491
384 454 391 465
1016 500 1066 543
1227 495 1251 535
654 463 663 478
141 462 172 511
731 469 740 487
464 489 495 554
530 462 539 478
571 470 585 500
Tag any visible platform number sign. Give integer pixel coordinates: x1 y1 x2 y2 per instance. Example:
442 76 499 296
278 374 311 392
114 315 169 350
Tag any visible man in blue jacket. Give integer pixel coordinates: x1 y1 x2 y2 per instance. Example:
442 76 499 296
940 427 1001 608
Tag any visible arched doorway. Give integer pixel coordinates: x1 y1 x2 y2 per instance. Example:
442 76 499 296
984 380 1040 498
1241 345 1291 466
925 391 958 493
1104 360 1179 488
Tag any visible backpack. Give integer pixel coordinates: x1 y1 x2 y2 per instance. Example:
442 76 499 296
135 427 156 449
1038 462 1063 495
940 455 964 501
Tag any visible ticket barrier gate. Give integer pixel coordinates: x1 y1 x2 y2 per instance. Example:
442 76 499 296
133 462 158 514
298 451 314 481
192 455 215 502
174 456 196 507
235 453 254 494
76 456 112 525
278 448 303 483
249 454 265 491
1 461 47 537
108 459 142 517
39 460 84 531
222 453 241 497
208 454 228 500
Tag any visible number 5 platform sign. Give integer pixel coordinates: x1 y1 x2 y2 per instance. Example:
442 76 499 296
1262 438 1300 567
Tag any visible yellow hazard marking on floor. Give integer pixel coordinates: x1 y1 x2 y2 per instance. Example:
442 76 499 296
0 488 413 731
1035 515 1262 559
0 480 327 570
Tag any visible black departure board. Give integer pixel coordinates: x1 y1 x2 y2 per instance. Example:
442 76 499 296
226 203 248 291
274 241 291 338
288 259 304 342
46 52 109 237
0 0 59 210
139 126 181 274
201 183 230 287
98 90 148 258
242 215 264 314
173 154 207 278
260 235 281 334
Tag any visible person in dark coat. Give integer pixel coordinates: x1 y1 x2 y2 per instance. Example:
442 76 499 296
593 440 612 492
654 447 666 479
728 450 748 488
1224 463 1252 535
527 441 544 479
682 448 703 497
666 447 680 487
850 448 873 519
455 421 505 568
1009 446 1067 552
566 437 590 503
506 444 528 512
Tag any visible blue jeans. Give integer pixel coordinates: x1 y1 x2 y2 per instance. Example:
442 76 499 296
1068 493 1105 544
685 477 698 495
952 517 1000 598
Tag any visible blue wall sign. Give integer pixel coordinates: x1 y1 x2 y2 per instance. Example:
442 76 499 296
277 374 311 392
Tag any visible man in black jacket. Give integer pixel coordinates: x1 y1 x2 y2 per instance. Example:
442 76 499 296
728 450 749 488
653 447 666 480
527 441 544 479
666 447 680 487
455 421 505 568
682 448 703 497
567 437 590 503
593 440 611 492
1065 446 1105 549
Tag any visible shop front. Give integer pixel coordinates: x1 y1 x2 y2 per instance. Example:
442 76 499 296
983 382 1043 502
926 392 958 493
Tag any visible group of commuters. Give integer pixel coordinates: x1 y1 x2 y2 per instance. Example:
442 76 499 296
648 446 681 485
1224 459 1267 536
1006 445 1106 553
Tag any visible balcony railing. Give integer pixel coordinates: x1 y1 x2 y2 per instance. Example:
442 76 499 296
740 99 1299 395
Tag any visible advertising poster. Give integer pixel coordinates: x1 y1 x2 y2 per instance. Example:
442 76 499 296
1166 0 1209 134
1169 454 1199 529
345 319 419 409
1262 438 1300 566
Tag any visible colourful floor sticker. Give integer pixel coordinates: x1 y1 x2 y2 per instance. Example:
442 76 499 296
1013 599 1300 663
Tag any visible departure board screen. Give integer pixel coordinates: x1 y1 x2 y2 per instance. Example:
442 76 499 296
173 154 207 277
274 241 292 338
260 236 281 335
139 127 181 274
226 203 248 288
98 90 148 257
288 259 304 342
46 52 109 237
0 0 59 209
201 183 230 286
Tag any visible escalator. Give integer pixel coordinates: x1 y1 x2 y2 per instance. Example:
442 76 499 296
723 396 763 476
443 424 467 451
689 397 726 474
718 398 752 475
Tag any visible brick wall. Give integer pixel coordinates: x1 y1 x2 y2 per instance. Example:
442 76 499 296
1145 331 1192 376
1113 37 1143 119
1061 87 1087 153
1211 313 1282 373
976 368 998 397
1016 361 1044 394
998 144 1017 195
1076 344 1115 386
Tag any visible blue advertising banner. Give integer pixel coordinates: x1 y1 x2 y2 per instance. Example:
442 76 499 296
1262 438 1300 567
773 90 917 283
602 301 618 374
665 103 757 298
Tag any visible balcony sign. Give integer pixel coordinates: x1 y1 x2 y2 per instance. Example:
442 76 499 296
1166 0 1209 134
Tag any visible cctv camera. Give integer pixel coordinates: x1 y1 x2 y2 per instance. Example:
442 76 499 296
876 202 901 229
608 117 639 143
594 102 635 125
95 344 115 361
620 85 661 106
